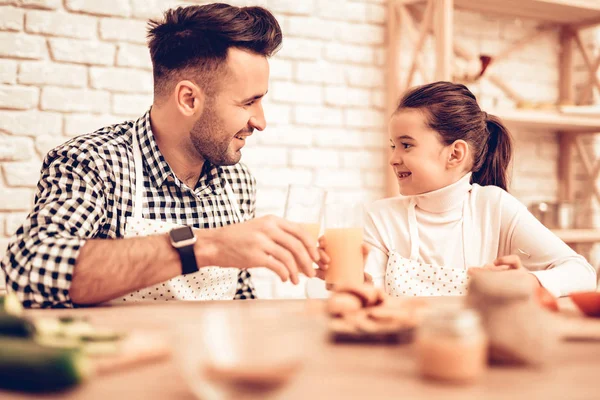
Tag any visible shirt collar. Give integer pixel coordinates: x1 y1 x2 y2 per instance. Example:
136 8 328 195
133 109 226 195
407 172 473 213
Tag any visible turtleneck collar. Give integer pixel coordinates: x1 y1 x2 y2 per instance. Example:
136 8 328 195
407 172 472 213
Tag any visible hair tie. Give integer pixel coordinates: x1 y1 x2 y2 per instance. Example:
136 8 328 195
482 111 489 121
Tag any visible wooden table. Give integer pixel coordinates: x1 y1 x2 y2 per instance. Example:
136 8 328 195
3 298 600 400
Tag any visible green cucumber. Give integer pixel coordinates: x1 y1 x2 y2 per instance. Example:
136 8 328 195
0 292 23 316
0 313 35 338
0 337 91 392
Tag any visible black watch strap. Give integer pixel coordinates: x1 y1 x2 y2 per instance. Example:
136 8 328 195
177 244 199 275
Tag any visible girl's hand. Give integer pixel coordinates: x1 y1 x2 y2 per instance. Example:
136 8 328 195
468 255 541 288
491 254 525 271
468 254 524 275
315 236 372 284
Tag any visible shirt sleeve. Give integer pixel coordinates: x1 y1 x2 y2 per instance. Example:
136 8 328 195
500 192 597 297
363 206 390 290
1 153 107 308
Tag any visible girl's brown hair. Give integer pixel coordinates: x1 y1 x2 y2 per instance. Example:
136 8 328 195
396 81 513 191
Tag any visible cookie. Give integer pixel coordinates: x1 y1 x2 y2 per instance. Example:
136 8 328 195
326 292 363 316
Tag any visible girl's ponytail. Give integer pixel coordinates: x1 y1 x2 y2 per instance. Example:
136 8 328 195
471 114 513 191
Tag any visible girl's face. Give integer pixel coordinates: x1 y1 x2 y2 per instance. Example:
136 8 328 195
389 109 463 196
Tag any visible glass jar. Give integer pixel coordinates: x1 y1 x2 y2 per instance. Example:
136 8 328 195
415 307 487 384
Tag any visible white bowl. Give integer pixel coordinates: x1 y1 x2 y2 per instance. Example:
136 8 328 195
172 304 325 399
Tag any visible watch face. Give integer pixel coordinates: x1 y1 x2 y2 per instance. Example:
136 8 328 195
170 226 194 243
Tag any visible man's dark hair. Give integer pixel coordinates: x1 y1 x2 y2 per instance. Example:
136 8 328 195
147 3 282 98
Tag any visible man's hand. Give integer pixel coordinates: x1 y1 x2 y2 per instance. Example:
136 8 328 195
198 215 320 285
315 236 372 284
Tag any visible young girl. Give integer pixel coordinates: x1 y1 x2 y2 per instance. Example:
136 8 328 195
363 81 597 298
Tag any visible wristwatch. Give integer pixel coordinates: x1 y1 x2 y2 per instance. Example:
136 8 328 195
169 226 199 275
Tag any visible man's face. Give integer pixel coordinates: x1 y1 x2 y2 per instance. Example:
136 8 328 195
190 48 269 166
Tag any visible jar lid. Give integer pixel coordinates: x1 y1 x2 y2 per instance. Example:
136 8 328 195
421 307 482 337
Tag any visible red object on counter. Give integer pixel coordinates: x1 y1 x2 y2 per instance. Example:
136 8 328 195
570 292 600 317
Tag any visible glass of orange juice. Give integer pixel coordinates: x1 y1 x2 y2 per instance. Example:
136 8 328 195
283 185 326 244
324 203 364 290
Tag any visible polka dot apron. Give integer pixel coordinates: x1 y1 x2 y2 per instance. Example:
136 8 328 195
385 198 470 297
114 132 240 303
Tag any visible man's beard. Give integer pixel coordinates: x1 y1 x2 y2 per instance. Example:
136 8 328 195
189 104 239 167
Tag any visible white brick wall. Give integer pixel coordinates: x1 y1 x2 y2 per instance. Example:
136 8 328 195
0 1 598 275
0 59 17 83
3 161 42 187
89 67 153 93
0 85 38 109
0 31 46 59
0 7 24 31
65 0 131 17
41 87 110 113
0 110 62 136
25 10 97 39
113 93 153 116
116 43 152 70
0 136 35 162
0 188 34 211
64 114 121 136
19 61 87 87
49 38 115 65
99 18 147 44
19 0 61 10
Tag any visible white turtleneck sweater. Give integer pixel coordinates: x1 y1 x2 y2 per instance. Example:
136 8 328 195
364 173 597 298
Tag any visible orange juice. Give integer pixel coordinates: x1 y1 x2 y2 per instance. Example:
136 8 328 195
299 223 321 244
324 227 363 287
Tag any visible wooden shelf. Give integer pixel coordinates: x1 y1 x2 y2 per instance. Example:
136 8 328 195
552 229 600 243
454 0 600 26
397 0 600 26
490 108 600 134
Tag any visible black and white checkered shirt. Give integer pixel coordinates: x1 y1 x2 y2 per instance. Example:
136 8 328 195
1 110 257 308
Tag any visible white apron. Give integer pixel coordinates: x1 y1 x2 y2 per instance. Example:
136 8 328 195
115 132 241 303
385 198 471 297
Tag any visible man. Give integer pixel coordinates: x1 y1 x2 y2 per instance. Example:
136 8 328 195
1 3 319 308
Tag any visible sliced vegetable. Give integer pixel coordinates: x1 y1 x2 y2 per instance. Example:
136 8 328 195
79 328 124 342
33 317 64 337
0 292 23 316
0 337 91 392
35 317 122 341
33 317 124 354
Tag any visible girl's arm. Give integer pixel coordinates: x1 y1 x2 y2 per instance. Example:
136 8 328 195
502 195 597 297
